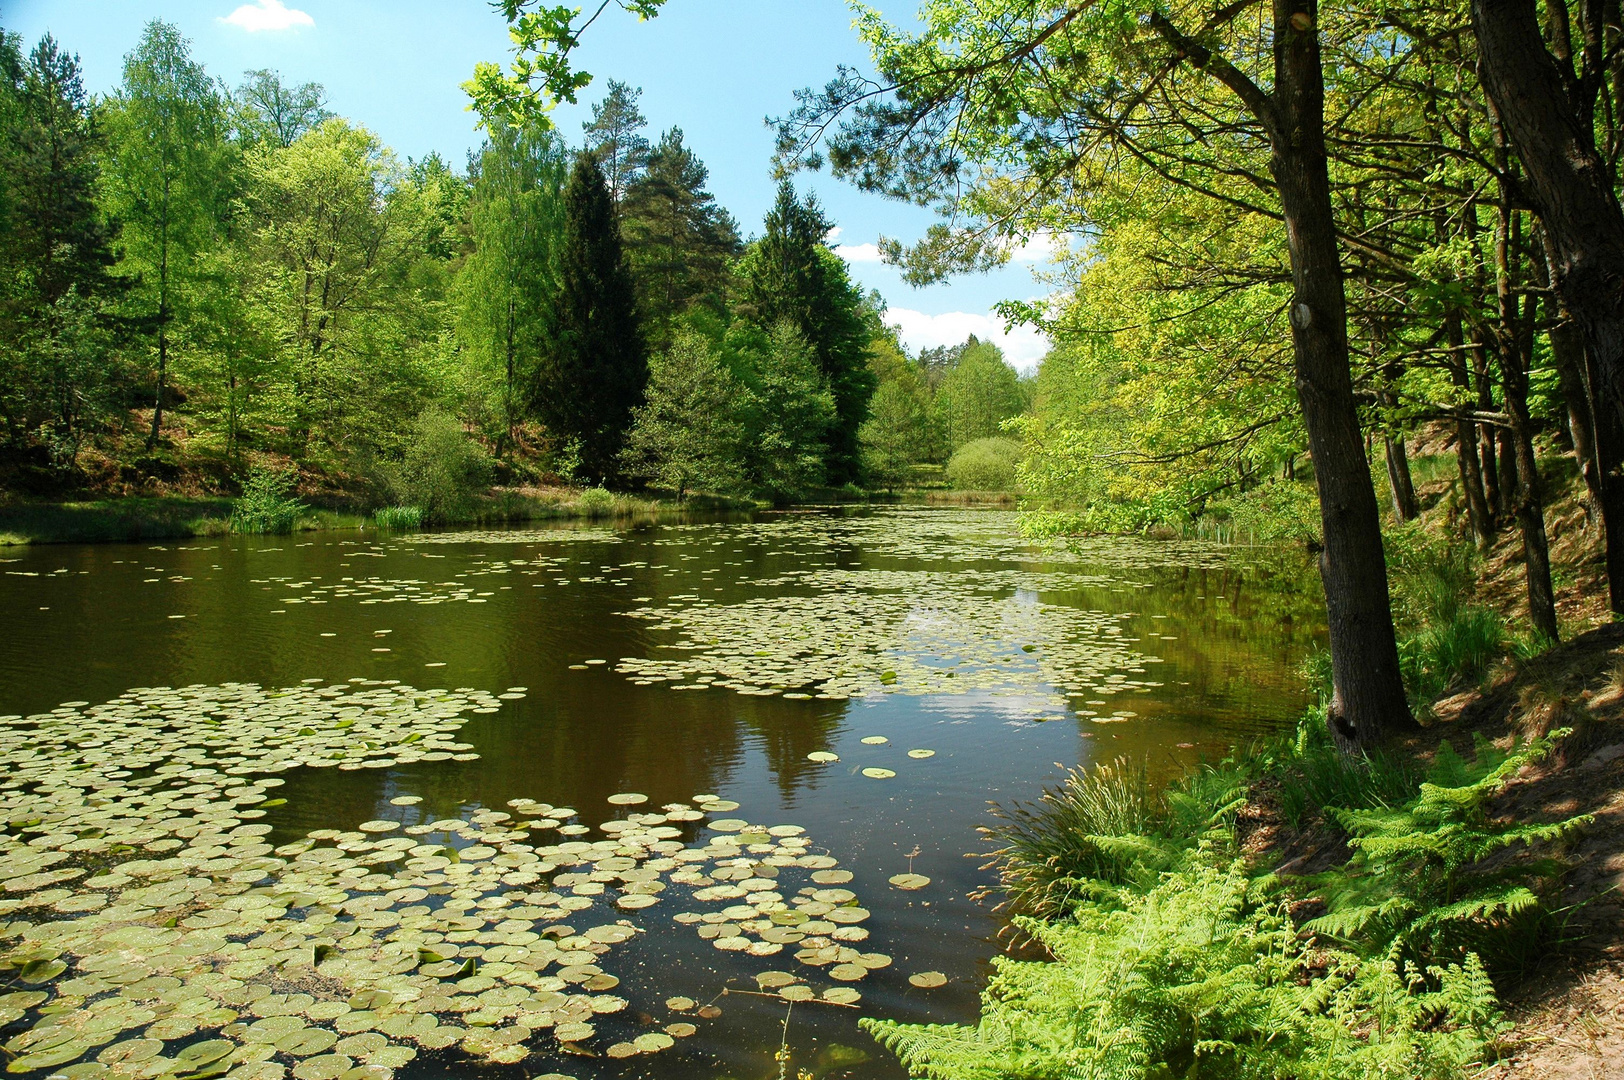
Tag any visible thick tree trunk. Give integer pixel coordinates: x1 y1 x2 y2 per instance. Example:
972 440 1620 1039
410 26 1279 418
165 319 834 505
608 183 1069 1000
1272 1 1412 749
1472 0 1624 613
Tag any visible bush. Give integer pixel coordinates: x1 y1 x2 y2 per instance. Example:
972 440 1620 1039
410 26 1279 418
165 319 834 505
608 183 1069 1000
384 409 491 523
946 437 1021 491
576 487 615 517
373 505 423 531
231 468 303 535
1402 606 1507 702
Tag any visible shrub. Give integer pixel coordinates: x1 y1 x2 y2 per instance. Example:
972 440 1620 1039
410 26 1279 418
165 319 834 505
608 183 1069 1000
384 409 491 523
231 468 303 535
576 487 615 517
1264 711 1420 828
373 505 423 531
1401 606 1507 703
946 437 1021 491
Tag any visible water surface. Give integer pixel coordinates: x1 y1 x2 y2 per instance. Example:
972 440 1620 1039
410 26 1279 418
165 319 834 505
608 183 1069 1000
0 507 1320 1079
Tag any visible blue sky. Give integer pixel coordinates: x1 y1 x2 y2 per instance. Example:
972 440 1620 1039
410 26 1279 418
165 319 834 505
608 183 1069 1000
2 0 1055 367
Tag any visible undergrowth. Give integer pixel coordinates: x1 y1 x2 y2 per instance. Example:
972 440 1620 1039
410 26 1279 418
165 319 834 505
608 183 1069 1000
885 723 1590 1079
229 468 304 535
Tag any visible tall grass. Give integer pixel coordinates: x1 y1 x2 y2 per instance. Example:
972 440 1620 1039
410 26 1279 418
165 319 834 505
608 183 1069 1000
230 469 304 535
373 505 423 531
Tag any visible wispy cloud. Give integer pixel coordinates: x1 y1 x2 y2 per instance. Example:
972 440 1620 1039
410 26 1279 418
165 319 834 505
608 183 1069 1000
833 242 884 263
221 0 314 32
886 307 1050 371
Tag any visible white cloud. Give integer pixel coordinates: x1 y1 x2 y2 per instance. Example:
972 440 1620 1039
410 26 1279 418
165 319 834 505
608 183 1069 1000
833 242 884 263
886 307 1051 371
221 0 314 32
1007 229 1062 263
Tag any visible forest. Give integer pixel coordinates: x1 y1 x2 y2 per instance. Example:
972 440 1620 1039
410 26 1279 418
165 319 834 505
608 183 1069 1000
0 20 1033 528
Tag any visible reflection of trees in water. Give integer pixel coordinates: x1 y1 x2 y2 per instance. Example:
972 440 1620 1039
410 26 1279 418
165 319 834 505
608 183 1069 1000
734 694 850 805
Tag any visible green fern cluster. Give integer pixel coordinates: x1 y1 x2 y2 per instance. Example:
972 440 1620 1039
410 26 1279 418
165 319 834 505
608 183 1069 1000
864 849 1504 1080
1307 730 1591 971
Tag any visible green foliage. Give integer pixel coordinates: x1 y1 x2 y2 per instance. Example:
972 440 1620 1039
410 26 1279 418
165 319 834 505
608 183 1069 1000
372 505 422 531
230 467 303 534
935 339 1025 448
742 182 875 485
457 120 567 453
622 327 746 497
738 320 837 501
946 437 1021 492
537 153 646 484
865 849 1505 1080
860 377 933 490
1257 712 1420 829
1308 731 1591 972
621 127 740 339
382 409 492 522
576 486 615 517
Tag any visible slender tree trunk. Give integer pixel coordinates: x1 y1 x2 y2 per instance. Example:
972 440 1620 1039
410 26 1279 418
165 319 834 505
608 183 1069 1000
1472 0 1624 613
1448 315 1494 544
1474 338 1501 522
1269 0 1412 749
1384 431 1418 522
1550 318 1604 508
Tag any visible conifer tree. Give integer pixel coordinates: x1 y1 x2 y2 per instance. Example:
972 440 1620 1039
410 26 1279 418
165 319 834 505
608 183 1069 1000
580 80 648 205
744 182 875 485
621 128 740 345
537 154 646 483
622 328 744 498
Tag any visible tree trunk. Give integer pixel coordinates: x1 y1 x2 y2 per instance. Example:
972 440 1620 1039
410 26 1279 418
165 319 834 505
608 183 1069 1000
1448 315 1494 544
1497 425 1519 514
1472 0 1624 613
1271 0 1412 750
1384 432 1418 522
148 326 167 450
1549 316 1605 509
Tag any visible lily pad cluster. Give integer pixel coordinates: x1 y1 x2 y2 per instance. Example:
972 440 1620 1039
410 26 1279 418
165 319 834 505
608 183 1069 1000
616 577 1160 706
0 687 881 1078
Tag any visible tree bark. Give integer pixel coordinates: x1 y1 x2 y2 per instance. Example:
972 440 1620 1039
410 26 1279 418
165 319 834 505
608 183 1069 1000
1269 1 1412 749
1472 0 1624 613
1448 315 1494 545
1384 432 1419 522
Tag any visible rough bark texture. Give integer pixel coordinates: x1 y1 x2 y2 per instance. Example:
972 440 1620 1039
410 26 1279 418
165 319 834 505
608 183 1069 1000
1384 433 1418 522
1473 0 1624 612
1271 1 1412 749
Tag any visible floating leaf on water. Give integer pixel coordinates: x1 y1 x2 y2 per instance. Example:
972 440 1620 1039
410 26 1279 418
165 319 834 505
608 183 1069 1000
779 985 814 1002
633 1033 674 1053
387 796 421 806
553 1022 595 1043
860 768 895 779
810 870 852 885
909 971 948 988
888 873 931 891
859 736 888 745
755 971 797 989
906 749 936 759
605 793 647 806
828 964 867 982
664 1022 697 1037
822 987 861 1005
663 996 695 1011
806 752 839 763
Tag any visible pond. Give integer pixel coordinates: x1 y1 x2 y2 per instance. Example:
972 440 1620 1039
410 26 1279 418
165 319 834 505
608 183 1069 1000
0 507 1321 1080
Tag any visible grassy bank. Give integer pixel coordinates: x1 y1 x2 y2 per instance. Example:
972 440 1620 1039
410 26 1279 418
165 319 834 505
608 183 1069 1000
0 485 755 546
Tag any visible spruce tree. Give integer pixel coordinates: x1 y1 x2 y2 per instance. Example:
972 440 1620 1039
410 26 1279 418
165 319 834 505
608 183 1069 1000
537 153 646 483
745 182 875 485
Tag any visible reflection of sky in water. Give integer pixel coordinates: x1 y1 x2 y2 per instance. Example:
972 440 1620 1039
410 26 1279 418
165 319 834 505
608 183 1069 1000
0 508 1323 1080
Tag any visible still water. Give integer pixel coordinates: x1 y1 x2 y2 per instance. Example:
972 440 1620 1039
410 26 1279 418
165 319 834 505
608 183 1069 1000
0 508 1319 1079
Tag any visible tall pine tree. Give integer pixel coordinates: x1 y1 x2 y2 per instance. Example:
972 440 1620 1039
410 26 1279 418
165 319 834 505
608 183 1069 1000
537 154 646 483
744 182 875 485
580 80 648 205
621 127 740 346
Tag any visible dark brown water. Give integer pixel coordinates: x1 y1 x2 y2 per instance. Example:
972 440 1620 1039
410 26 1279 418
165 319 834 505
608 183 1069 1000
0 507 1320 1079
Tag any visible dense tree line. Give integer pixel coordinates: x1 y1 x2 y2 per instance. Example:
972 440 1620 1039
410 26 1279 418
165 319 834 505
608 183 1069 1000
0 21 896 503
780 0 1624 750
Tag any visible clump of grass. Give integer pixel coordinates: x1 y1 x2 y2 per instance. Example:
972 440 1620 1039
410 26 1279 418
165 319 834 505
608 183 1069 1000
373 505 423 531
230 468 304 535
1260 712 1420 828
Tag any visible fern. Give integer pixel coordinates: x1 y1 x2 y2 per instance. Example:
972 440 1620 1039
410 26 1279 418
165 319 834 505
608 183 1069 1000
864 850 1505 1079
1307 730 1590 970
